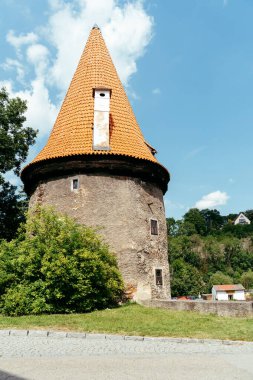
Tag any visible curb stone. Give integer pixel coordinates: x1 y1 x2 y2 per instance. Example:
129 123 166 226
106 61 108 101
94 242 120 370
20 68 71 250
29 330 49 337
10 330 28 337
48 331 67 338
1 330 252 346
125 336 144 341
86 333 106 340
66 332 86 339
105 334 124 340
0 330 10 336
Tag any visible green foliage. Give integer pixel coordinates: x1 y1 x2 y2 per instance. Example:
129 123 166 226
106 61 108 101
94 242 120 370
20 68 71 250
169 235 201 268
200 209 224 234
171 259 204 297
222 223 253 238
240 270 253 289
209 271 233 286
0 87 37 175
0 179 27 241
0 87 37 240
0 207 124 316
168 207 253 296
166 217 177 236
244 210 253 223
183 208 206 236
168 208 253 239
203 237 225 273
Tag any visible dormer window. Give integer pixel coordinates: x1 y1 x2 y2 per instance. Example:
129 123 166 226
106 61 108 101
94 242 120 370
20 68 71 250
145 141 157 156
93 88 111 151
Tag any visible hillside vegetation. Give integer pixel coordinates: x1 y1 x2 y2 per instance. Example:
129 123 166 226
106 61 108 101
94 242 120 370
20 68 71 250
167 208 253 297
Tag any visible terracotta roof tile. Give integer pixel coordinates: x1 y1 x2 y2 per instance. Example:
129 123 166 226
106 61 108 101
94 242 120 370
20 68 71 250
26 27 165 168
213 284 245 291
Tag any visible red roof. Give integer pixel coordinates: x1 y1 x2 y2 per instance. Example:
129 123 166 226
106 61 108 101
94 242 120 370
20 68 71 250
24 26 163 168
213 284 244 291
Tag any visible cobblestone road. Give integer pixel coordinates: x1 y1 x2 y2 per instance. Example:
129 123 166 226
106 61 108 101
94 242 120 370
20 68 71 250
0 331 252 379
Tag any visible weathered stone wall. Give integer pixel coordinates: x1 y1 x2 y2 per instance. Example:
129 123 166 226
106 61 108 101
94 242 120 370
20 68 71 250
29 173 170 301
141 299 253 317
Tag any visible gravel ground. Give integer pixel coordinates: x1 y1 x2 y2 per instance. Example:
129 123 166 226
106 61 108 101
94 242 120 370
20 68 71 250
0 331 252 379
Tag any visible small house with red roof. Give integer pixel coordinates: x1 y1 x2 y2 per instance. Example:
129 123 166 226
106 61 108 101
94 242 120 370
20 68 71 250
212 284 246 301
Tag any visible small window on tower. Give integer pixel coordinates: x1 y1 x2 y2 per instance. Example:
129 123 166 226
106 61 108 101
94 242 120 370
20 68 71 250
155 269 163 286
72 178 79 190
150 219 158 235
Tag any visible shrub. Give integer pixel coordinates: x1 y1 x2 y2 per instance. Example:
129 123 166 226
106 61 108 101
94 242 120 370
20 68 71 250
240 270 253 290
170 259 205 297
209 271 233 286
0 207 124 315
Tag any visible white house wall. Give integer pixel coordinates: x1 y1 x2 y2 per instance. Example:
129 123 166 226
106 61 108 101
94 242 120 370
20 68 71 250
233 290 245 301
216 291 228 301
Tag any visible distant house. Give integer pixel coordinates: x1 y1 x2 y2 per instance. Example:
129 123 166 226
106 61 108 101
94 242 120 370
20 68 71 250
212 284 245 301
234 213 251 225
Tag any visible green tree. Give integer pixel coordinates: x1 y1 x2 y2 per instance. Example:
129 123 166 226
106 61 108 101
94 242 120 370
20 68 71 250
200 209 224 234
210 271 233 286
170 259 204 297
166 217 178 236
223 213 237 225
0 87 37 240
0 207 124 316
0 180 27 241
203 236 225 273
183 208 206 236
240 270 253 289
222 237 241 267
244 210 253 223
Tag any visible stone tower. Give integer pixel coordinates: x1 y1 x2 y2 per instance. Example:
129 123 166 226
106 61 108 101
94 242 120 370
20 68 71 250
21 26 171 301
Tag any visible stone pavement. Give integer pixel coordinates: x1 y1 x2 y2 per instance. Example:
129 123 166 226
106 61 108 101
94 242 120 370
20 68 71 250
0 331 252 379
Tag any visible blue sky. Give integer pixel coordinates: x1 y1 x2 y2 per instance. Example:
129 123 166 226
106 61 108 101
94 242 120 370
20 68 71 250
1 0 253 219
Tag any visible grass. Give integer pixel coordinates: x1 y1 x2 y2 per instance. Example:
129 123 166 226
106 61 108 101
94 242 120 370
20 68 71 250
0 304 252 341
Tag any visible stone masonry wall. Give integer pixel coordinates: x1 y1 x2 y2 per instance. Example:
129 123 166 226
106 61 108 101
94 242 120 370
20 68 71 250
141 299 253 317
29 173 171 301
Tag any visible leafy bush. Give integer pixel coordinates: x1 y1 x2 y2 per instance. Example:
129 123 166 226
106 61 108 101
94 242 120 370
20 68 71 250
209 271 233 286
0 207 124 316
240 270 253 290
170 259 205 297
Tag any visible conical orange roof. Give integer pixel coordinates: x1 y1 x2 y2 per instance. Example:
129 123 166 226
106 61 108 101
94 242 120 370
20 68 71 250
27 26 164 167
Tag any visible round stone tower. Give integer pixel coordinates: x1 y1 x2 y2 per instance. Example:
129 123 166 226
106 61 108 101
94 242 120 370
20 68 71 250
21 26 171 301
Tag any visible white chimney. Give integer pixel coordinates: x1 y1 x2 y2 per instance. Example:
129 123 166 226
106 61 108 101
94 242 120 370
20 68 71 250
93 89 111 150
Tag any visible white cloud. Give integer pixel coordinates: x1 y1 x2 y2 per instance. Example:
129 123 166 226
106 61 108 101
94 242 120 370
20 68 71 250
0 79 58 139
2 0 153 161
26 44 49 76
45 0 153 90
103 1 153 85
1 58 25 82
195 191 229 210
6 30 38 50
152 88 161 95
223 0 228 7
127 87 140 100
